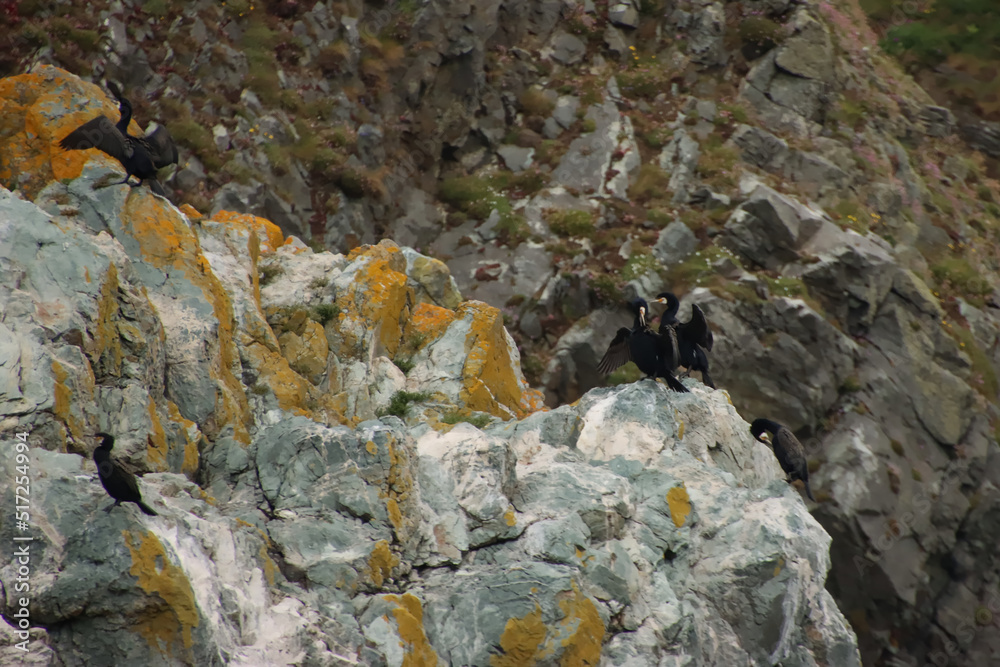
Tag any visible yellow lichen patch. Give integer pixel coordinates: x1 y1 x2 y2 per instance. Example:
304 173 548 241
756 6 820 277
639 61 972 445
244 342 313 415
340 244 412 358
379 437 416 542
123 530 200 654
211 210 284 254
366 440 378 455
555 586 604 666
0 67 125 198
666 485 692 528
504 508 517 527
368 540 399 588
407 302 456 344
491 604 547 667
120 192 252 443
458 302 527 419
259 544 277 587
50 360 76 437
179 204 203 221
773 556 785 578
676 412 685 441
386 498 403 530
519 388 546 415
166 401 200 476
381 593 440 667
146 396 168 471
92 263 123 376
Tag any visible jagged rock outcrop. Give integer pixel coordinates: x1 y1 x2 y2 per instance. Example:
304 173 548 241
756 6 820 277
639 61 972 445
4 0 1000 662
0 69 861 666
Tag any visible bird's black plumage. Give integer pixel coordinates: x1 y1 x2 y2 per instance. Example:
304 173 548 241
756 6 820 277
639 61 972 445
751 418 814 501
655 292 716 389
93 432 157 516
59 83 177 196
597 298 689 392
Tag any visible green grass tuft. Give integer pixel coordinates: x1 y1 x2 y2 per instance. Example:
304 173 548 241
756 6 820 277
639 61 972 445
440 411 492 428
377 391 432 418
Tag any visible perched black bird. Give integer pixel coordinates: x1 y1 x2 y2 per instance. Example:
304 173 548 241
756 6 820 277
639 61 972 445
655 292 716 389
597 298 689 393
93 432 158 516
59 82 178 197
750 418 815 501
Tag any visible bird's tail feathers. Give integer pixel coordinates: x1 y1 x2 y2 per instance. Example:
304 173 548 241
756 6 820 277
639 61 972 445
137 501 158 516
804 480 815 502
701 369 716 389
664 374 689 393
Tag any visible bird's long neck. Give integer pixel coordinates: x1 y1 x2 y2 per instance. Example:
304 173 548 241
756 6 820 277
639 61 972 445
116 98 133 134
96 434 115 453
662 294 680 323
759 419 781 435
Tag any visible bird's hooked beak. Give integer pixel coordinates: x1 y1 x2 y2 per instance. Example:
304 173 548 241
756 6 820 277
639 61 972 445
759 433 771 445
639 306 646 327
653 296 667 304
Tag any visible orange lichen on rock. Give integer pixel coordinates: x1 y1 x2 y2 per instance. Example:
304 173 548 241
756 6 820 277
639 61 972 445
0 66 134 198
124 530 200 656
458 301 534 419
92 262 123 376
167 400 200 476
211 210 285 254
492 587 604 666
666 485 692 527
243 342 313 414
555 586 604 666
146 395 169 471
338 242 413 358
381 593 440 667
407 302 456 344
119 191 252 443
179 204 203 221
492 604 548 667
368 540 399 588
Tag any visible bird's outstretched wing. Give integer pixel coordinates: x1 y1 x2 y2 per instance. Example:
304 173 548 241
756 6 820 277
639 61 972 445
142 124 179 169
597 327 632 375
59 116 131 163
679 303 713 351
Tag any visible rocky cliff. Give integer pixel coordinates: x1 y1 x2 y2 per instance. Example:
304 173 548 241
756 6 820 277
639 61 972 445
3 0 1000 664
0 68 861 665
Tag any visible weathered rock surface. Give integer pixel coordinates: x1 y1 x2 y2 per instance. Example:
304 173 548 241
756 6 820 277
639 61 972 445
0 68 860 664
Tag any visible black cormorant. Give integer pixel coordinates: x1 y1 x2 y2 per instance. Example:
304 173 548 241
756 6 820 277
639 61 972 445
59 82 178 197
655 292 716 389
597 298 689 392
93 432 158 516
750 418 815 501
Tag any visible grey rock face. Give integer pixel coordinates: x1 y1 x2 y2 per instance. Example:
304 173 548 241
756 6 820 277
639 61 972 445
550 31 586 65
653 220 699 268
719 182 825 269
658 128 701 204
732 123 791 172
497 144 535 172
552 97 641 200
918 105 955 138
552 95 580 130
959 119 1000 158
608 2 640 29
687 2 727 67
774 9 835 82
